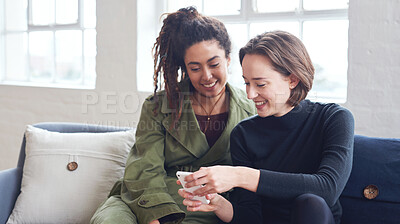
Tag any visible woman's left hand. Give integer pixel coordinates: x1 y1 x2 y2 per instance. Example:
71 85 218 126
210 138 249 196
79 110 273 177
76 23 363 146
184 165 237 195
178 188 220 212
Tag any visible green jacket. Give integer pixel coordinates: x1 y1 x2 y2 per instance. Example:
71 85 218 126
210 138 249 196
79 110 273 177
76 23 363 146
120 80 255 224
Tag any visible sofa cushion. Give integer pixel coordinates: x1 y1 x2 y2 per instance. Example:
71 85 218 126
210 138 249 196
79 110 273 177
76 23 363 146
7 125 135 224
340 135 400 224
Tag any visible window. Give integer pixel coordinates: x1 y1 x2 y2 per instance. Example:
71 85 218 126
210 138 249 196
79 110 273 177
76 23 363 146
137 0 349 103
0 0 97 89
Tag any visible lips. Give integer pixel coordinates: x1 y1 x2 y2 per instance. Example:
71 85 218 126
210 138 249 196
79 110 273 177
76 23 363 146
203 81 217 88
254 100 267 110
254 100 267 106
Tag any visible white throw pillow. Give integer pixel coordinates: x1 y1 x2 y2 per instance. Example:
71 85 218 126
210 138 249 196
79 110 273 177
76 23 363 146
7 125 135 224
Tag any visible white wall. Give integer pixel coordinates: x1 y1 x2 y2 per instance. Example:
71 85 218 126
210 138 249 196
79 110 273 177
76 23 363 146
344 0 400 138
0 0 399 171
0 0 149 170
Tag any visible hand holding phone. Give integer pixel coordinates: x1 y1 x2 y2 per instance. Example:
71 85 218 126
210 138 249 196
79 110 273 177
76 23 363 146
176 171 210 204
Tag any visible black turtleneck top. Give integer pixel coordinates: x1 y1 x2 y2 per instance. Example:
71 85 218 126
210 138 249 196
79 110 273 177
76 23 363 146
228 100 354 224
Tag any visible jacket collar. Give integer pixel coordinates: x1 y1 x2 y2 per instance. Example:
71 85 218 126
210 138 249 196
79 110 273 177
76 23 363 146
160 78 253 114
159 78 253 158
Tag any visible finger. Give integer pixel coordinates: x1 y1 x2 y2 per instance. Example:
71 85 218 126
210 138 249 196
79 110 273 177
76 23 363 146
191 167 209 180
186 205 201 212
193 183 217 196
194 203 217 212
205 193 216 200
177 188 185 197
187 204 213 212
176 180 181 185
183 199 202 207
178 189 194 199
185 176 209 188
185 168 208 183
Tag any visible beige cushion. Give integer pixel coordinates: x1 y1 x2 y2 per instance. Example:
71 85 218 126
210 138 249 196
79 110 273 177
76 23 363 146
7 125 135 224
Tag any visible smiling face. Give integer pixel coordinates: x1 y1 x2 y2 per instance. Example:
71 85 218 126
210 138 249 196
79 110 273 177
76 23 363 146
184 40 230 98
242 54 299 117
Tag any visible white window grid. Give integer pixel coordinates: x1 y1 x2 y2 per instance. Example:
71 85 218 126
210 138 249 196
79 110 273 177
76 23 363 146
160 0 349 103
0 0 96 89
217 3 347 36
165 0 348 39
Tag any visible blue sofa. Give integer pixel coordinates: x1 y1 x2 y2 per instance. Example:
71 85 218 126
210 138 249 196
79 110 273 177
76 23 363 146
0 122 131 224
339 135 400 223
0 123 399 224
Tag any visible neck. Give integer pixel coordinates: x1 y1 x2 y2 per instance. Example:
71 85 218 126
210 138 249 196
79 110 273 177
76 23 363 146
194 86 226 105
192 87 227 116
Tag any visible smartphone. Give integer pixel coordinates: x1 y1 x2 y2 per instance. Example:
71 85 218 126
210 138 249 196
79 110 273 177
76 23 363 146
176 171 210 204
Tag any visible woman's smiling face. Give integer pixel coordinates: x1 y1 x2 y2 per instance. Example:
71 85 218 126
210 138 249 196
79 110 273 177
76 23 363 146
242 54 299 117
184 40 230 98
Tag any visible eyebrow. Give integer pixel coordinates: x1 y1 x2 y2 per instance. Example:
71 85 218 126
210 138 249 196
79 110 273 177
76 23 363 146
242 75 268 81
187 56 220 65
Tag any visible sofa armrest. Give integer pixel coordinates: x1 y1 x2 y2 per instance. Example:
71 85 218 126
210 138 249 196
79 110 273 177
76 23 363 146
0 168 22 224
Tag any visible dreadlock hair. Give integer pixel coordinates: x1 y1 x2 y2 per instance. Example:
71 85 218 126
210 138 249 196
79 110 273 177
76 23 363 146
239 30 314 107
152 6 231 128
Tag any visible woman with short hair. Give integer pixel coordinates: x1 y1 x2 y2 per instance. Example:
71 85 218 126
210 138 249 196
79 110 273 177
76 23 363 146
179 31 354 224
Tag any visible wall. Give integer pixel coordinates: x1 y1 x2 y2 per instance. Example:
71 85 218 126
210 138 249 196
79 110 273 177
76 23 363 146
0 0 149 170
344 0 400 138
1 0 399 170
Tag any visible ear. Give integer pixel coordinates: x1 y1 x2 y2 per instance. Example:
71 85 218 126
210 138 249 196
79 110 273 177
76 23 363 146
227 56 231 67
288 74 300 90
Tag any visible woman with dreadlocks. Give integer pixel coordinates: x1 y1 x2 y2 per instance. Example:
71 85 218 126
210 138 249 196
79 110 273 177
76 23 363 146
90 6 255 224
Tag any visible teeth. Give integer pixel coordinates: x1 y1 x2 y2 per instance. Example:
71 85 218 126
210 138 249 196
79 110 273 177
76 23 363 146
255 101 266 106
203 82 217 88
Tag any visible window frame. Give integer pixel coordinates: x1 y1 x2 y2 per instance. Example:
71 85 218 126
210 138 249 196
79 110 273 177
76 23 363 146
136 0 349 102
211 0 349 103
0 0 96 89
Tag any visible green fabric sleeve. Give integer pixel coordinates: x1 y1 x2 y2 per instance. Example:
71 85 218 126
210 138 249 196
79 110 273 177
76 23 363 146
121 96 185 224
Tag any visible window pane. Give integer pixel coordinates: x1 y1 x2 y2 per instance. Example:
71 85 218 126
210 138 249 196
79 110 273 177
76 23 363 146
225 24 247 88
29 31 53 81
55 30 82 82
56 0 78 24
303 0 349 10
255 0 299 13
5 0 28 31
167 0 203 13
30 0 55 26
303 20 348 102
84 0 96 28
204 0 240 15
84 29 96 86
5 33 28 81
250 22 299 38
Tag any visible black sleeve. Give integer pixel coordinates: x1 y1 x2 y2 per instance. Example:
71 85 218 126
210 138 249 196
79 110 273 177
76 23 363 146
256 108 355 206
227 125 263 223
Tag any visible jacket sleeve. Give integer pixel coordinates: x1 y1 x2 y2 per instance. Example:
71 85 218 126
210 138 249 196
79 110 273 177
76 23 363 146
121 97 185 224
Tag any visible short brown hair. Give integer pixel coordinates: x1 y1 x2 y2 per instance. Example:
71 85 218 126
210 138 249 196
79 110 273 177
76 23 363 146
239 30 314 106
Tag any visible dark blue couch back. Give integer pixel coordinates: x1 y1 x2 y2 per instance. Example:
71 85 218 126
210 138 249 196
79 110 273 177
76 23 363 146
340 135 400 224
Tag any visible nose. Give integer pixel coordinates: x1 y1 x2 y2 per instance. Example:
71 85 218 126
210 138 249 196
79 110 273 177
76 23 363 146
202 68 212 81
246 84 258 100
